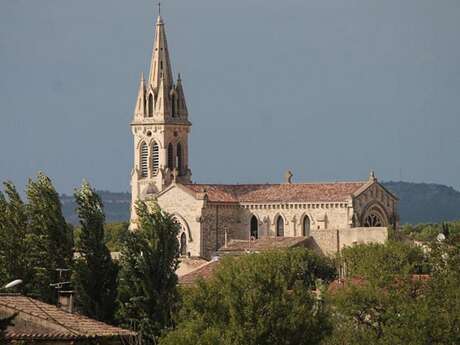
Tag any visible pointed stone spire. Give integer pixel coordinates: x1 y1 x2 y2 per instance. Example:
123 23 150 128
148 15 174 93
174 73 188 117
133 72 146 118
155 73 171 117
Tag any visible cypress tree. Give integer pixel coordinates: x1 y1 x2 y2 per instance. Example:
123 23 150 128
0 182 34 294
117 201 180 344
26 172 73 303
72 181 118 323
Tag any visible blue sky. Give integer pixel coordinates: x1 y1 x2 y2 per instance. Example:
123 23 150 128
1 0 459 193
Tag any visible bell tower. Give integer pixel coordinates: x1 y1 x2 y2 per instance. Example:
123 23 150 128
130 14 192 226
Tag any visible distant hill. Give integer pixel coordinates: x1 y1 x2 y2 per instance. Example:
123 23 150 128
61 191 131 225
384 181 460 224
61 182 460 225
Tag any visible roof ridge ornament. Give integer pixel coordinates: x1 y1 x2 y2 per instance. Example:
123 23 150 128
284 170 293 184
369 170 377 182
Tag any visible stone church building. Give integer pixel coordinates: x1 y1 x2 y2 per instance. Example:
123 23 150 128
130 14 399 259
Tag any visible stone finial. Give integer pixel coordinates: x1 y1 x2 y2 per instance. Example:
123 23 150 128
172 168 178 183
284 170 293 184
369 170 377 182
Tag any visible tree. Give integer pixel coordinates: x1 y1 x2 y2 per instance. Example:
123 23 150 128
0 182 34 293
339 241 429 285
26 172 74 303
72 181 118 323
0 313 17 342
117 201 180 344
323 241 460 345
160 249 336 345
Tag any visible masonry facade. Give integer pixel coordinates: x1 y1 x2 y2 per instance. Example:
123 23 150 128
130 14 399 259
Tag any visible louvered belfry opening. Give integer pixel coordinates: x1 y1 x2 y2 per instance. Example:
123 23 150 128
152 142 159 175
140 142 148 177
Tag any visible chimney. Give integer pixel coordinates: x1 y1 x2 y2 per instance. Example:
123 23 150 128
58 290 75 314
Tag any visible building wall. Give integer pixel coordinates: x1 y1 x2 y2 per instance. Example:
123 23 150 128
307 227 389 256
353 182 398 227
235 201 352 239
157 186 204 258
201 204 241 259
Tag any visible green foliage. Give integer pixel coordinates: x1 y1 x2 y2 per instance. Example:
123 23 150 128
117 201 180 344
401 221 460 243
72 181 119 323
160 249 336 345
104 222 130 251
339 241 429 284
26 172 74 303
0 182 34 294
324 240 460 345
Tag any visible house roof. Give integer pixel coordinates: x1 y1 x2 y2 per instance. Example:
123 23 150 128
0 294 136 341
218 237 310 254
179 260 221 286
183 181 368 203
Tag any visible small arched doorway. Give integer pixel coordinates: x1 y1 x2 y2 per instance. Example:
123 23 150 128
302 216 310 237
250 216 258 239
180 232 187 256
276 216 284 237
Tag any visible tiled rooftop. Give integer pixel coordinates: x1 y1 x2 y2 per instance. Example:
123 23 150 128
218 237 310 254
0 294 136 340
179 260 221 286
184 182 367 203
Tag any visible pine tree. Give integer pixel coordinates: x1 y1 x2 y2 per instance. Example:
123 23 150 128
0 182 34 294
72 181 118 323
117 201 180 344
26 172 73 303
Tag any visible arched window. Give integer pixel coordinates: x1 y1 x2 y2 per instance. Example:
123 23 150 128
250 215 258 239
364 212 384 227
167 143 174 170
176 143 182 175
363 205 387 228
148 94 153 117
152 142 159 175
302 216 310 237
180 232 187 256
276 216 284 237
140 142 148 177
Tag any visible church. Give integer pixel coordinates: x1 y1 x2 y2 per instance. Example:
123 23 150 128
129 14 399 259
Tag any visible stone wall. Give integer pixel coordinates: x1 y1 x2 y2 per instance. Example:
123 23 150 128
353 182 398 227
201 204 240 259
308 227 388 256
234 201 352 239
157 185 204 258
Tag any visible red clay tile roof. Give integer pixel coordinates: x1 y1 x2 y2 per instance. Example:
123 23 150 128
0 294 136 340
218 237 310 254
179 260 221 286
184 182 367 203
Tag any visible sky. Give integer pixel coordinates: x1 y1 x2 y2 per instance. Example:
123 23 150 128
1 0 460 194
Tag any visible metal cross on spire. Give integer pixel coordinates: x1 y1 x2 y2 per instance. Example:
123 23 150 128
158 1 161 16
